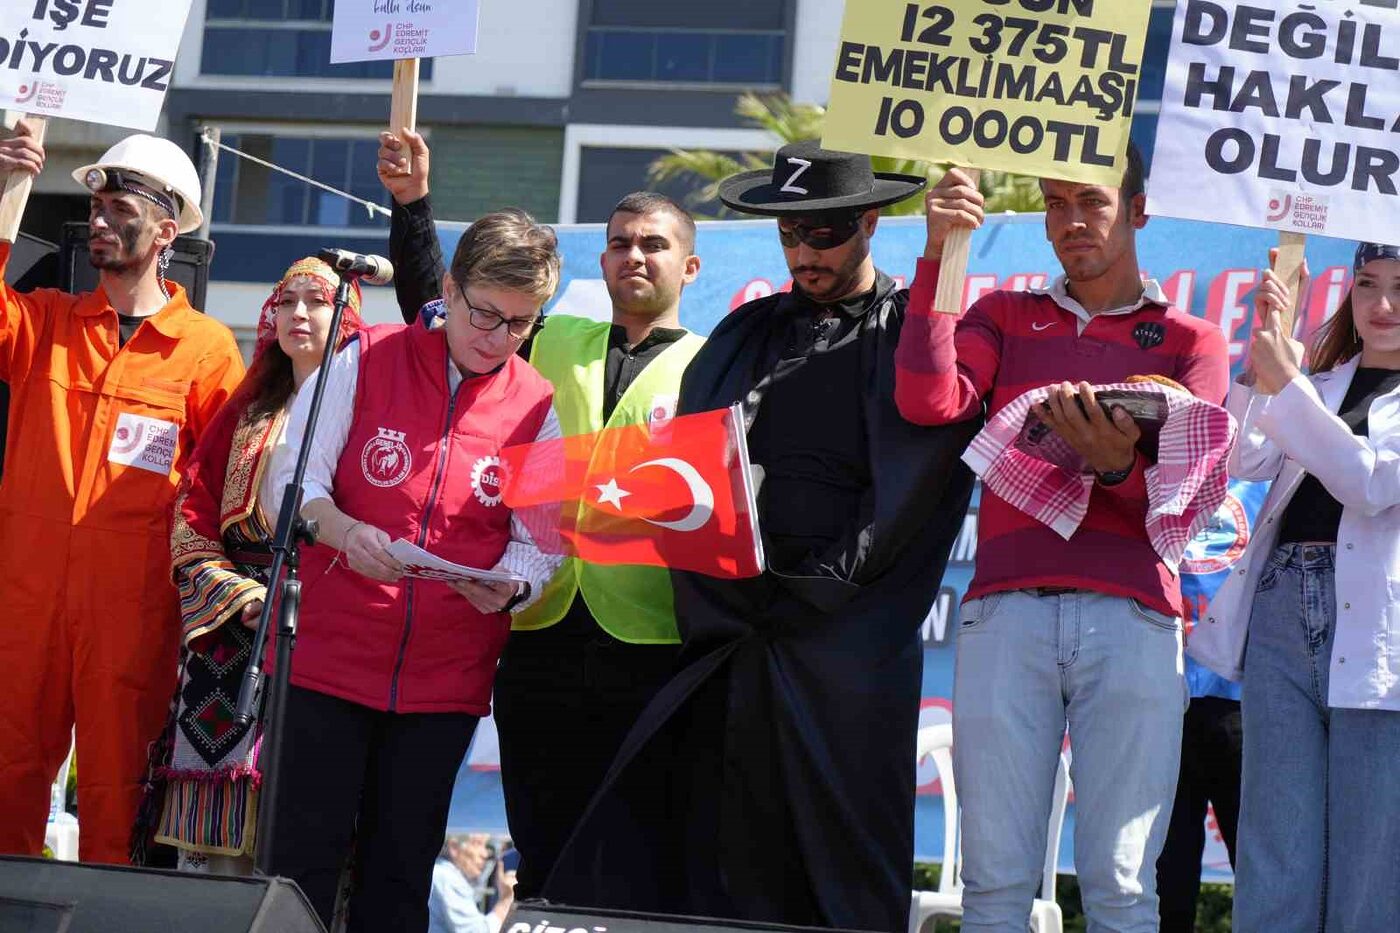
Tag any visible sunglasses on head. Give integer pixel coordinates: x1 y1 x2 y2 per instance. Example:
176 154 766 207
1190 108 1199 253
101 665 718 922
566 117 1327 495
777 212 864 250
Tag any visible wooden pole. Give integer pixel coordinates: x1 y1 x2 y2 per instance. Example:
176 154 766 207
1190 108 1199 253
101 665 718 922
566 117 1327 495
933 168 981 315
1272 231 1307 337
195 125 221 242
0 113 47 245
390 58 420 138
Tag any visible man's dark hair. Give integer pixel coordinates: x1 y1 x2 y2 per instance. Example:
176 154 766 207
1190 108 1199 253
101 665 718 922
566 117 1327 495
1122 141 1145 200
607 191 697 254
1037 140 1146 199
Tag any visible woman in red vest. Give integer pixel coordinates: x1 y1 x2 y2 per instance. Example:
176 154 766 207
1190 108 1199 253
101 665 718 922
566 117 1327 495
263 210 564 932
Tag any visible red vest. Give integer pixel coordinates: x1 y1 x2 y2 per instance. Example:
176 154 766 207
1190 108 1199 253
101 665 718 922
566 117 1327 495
294 322 554 714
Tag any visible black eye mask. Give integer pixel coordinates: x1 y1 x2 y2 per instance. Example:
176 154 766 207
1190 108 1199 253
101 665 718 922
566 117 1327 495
777 213 863 250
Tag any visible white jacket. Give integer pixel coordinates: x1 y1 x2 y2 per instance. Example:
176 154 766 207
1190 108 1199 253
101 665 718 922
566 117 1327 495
1188 356 1400 710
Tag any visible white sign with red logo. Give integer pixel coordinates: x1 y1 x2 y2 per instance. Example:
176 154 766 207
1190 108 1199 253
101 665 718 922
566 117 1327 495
0 0 193 130
330 0 480 64
107 412 178 475
646 394 677 431
1146 0 1399 245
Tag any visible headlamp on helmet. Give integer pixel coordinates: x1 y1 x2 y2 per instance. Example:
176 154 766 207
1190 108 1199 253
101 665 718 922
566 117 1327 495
84 166 181 222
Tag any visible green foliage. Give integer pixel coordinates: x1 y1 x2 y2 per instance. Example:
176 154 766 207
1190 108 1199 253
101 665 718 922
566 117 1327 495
912 863 1233 932
647 93 1043 219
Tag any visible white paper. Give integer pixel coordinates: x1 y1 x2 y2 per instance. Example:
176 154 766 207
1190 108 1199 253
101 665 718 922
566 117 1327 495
0 0 193 131
386 537 525 586
330 0 480 64
1147 0 1400 244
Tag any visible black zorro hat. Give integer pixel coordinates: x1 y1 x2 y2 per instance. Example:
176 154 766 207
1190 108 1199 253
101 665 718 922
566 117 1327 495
718 139 926 216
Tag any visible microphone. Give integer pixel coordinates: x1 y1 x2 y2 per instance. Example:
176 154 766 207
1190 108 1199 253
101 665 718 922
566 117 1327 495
318 248 394 286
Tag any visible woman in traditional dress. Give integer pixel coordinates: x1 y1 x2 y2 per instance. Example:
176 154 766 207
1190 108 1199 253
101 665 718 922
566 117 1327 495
142 257 363 873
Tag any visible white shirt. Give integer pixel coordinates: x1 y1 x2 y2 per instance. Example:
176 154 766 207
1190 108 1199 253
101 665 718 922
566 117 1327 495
256 396 295 528
1028 276 1171 335
271 339 563 610
427 858 500 933
1189 356 1400 710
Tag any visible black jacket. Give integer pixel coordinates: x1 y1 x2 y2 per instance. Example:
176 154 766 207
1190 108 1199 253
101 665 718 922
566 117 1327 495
544 272 979 932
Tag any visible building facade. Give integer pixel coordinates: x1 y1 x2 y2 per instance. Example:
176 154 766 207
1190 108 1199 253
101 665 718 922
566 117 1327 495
17 0 1179 340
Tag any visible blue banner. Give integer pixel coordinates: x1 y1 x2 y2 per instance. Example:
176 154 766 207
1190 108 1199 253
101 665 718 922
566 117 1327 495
444 212 1346 879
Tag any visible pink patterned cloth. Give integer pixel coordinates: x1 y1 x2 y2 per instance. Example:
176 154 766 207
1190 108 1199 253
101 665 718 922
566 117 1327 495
961 382 1237 573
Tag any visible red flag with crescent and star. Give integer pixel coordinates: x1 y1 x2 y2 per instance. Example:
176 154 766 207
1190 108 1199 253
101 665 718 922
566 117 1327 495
498 404 765 578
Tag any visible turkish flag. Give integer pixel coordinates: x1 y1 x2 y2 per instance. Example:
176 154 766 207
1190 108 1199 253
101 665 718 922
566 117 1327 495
499 405 764 578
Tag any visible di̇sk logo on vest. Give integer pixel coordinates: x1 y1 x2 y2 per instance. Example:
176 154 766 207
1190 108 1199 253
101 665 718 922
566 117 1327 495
471 455 506 507
361 427 412 488
592 458 715 533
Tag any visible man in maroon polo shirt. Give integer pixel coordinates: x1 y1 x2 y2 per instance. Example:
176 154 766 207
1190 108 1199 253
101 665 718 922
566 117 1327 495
895 144 1229 931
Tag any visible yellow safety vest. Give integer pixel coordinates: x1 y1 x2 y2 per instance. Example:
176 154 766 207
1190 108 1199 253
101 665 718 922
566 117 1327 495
514 314 705 643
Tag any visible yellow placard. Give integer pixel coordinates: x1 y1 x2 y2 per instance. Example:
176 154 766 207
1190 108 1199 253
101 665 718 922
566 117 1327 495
822 0 1154 185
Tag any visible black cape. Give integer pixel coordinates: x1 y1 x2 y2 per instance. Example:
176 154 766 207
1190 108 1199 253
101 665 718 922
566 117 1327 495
542 273 979 932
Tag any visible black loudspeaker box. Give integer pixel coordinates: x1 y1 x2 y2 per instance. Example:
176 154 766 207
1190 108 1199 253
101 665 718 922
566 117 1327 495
58 222 214 312
0 856 324 933
5 232 60 291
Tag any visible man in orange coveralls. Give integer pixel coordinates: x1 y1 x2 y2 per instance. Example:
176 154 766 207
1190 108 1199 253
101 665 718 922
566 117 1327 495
0 120 245 863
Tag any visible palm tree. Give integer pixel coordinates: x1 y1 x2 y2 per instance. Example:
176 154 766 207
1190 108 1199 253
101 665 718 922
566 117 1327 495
648 92 1044 219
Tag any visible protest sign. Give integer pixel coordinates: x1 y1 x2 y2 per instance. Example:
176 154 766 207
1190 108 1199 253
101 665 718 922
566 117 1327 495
0 0 192 131
330 0 480 64
1148 0 1400 248
823 0 1154 185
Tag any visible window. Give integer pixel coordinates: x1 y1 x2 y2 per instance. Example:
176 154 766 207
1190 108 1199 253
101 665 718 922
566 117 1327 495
211 134 390 229
202 0 434 79
582 0 786 87
575 146 736 222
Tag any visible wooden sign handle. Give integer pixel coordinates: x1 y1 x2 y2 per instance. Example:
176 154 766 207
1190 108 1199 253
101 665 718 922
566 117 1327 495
0 113 48 245
390 59 420 138
1272 231 1307 337
933 168 981 315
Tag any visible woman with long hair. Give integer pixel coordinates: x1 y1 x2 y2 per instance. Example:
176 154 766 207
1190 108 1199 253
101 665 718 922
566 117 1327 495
260 209 564 932
1189 241 1400 931
135 257 364 872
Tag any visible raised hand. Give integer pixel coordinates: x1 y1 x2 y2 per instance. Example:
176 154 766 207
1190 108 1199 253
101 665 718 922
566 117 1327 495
923 167 984 261
376 127 430 205
0 119 45 177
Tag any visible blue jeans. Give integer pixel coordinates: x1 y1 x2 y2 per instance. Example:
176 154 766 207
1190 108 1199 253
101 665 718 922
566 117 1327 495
1234 544 1400 932
953 590 1186 932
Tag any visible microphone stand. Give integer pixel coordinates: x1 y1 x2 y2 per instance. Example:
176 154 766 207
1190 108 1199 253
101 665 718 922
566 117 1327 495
235 269 361 876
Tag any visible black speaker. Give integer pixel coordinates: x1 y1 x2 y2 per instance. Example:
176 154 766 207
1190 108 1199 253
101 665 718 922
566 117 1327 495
0 857 324 933
57 222 215 312
5 232 59 291
505 902 868 933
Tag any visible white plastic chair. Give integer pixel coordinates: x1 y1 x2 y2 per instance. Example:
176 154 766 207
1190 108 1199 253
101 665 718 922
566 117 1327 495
908 724 1067 933
44 731 79 861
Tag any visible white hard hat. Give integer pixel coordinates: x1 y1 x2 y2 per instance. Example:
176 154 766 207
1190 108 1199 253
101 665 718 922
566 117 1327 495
72 134 204 234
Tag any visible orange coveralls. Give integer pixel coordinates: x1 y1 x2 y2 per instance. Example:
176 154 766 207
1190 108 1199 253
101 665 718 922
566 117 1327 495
0 242 245 863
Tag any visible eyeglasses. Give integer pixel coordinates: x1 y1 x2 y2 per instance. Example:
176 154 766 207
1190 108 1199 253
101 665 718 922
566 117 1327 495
777 213 864 250
459 287 541 339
